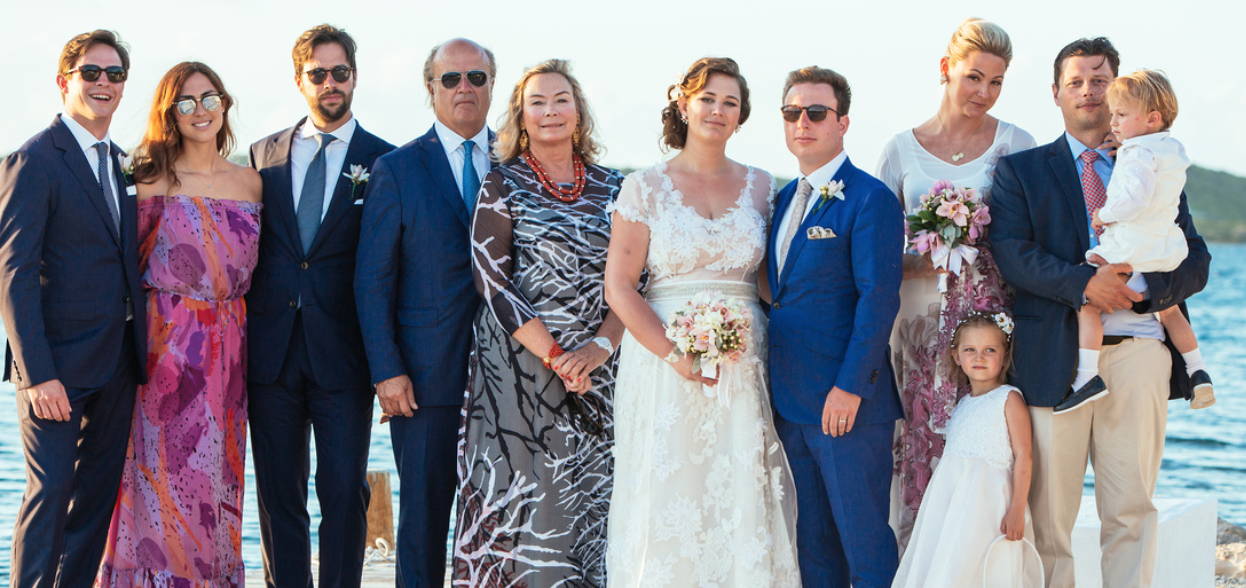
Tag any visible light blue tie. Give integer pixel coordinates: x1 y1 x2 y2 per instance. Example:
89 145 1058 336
296 133 333 253
460 140 480 214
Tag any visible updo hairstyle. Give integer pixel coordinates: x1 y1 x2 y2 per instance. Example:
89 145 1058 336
660 57 751 150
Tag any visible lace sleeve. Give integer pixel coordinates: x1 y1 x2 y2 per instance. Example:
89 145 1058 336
470 170 540 334
607 171 652 225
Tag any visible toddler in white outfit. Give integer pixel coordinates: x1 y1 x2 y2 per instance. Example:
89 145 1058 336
1058 69 1214 414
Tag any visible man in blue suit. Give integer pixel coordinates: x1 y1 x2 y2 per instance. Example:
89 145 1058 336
989 38 1209 587
767 66 904 588
355 37 495 587
0 30 146 587
246 25 395 588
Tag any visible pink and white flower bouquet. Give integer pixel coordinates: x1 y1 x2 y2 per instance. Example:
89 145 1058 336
665 292 752 397
906 180 991 291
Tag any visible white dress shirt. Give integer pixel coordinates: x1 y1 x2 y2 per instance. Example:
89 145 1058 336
775 151 848 249
61 113 119 208
291 116 357 220
434 120 491 196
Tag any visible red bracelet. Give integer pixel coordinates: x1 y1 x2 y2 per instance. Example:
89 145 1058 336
542 342 565 369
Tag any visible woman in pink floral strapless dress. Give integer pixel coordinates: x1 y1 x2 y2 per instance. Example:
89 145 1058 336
98 62 261 587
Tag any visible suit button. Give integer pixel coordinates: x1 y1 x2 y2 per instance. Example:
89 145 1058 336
288 300 297 308
122 296 131 304
773 302 781 309
300 261 310 270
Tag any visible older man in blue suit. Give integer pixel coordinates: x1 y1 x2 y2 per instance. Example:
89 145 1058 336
246 24 395 588
989 37 1209 587
0 30 146 587
767 66 904 588
355 37 496 588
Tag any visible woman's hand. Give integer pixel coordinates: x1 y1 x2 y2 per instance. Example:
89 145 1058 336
1000 505 1026 541
551 342 610 394
901 253 942 279
668 351 717 387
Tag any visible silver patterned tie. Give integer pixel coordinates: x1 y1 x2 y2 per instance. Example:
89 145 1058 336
296 133 333 253
94 142 120 233
776 178 813 275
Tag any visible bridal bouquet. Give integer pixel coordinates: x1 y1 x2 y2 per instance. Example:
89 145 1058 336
665 293 752 397
907 179 991 291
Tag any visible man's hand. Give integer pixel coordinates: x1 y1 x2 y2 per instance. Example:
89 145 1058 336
25 379 70 422
1084 262 1142 313
821 386 861 437
376 375 416 423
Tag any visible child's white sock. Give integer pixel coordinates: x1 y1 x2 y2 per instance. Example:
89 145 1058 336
1072 349 1100 390
1182 349 1206 377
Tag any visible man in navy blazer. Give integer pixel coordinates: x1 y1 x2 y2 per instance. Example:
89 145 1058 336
988 38 1209 587
0 31 146 587
246 25 395 587
355 38 496 588
767 67 904 588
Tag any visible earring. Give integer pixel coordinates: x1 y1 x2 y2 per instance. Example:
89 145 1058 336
680 114 688 124
572 128 581 149
519 129 529 151
940 74 948 83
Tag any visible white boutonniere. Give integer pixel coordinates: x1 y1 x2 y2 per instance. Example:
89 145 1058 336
343 164 370 197
119 153 136 188
812 179 845 213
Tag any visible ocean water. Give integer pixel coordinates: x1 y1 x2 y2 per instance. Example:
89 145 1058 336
0 243 1242 582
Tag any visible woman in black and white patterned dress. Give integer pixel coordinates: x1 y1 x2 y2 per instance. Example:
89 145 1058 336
451 59 625 586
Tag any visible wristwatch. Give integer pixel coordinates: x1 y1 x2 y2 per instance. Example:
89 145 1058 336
591 336 614 356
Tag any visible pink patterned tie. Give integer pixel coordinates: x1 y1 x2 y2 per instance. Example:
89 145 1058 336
1080 149 1107 236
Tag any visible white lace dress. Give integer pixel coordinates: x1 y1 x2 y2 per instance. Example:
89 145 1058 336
893 385 1043 588
605 162 800 587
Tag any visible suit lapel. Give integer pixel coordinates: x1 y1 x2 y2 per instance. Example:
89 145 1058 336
308 127 377 255
777 158 855 290
50 117 121 248
769 180 796 291
1046 136 1092 253
110 144 135 246
265 124 300 255
417 128 471 229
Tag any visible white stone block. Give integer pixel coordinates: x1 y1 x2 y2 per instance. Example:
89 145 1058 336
1072 495 1217 587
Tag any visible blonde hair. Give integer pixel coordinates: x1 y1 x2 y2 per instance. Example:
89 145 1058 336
946 18 1013 68
493 59 602 164
1108 69 1179 130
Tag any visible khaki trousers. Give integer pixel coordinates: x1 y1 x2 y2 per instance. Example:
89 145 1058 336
1028 337 1171 587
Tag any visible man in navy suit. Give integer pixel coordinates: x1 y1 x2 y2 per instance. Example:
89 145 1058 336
246 24 395 588
0 30 146 587
988 38 1209 587
355 37 495 588
767 67 904 588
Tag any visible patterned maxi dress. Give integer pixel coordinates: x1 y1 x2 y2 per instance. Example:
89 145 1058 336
452 160 623 586
875 121 1034 545
98 194 261 587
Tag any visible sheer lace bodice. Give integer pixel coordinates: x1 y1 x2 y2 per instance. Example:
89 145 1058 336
610 162 773 288
942 385 1020 470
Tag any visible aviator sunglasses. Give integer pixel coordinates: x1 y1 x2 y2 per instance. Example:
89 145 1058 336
173 94 223 116
780 104 841 123
433 70 488 89
304 65 354 84
66 64 128 83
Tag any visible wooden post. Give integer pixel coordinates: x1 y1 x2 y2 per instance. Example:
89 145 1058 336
365 470 395 553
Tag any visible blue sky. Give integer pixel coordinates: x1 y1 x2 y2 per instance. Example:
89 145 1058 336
4 0 1243 177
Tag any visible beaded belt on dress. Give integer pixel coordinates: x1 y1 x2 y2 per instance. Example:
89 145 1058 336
645 280 758 303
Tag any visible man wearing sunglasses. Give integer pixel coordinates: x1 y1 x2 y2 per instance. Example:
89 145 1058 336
0 30 147 587
355 37 496 588
767 66 904 588
246 24 395 588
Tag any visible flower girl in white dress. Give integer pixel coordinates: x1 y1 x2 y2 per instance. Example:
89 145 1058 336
893 312 1043 587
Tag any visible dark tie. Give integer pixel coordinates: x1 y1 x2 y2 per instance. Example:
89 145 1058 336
297 133 333 252
94 142 120 233
1080 149 1107 236
777 178 813 274
460 139 480 215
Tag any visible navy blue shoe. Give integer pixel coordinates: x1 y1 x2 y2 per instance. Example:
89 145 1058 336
1190 369 1216 409
1054 375 1110 415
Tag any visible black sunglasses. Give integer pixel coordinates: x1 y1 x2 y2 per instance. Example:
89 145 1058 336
173 93 223 116
66 64 128 83
434 70 488 89
780 104 840 123
304 65 353 84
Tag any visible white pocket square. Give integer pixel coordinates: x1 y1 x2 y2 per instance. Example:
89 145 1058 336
125 185 137 197
353 199 364 205
806 226 836 240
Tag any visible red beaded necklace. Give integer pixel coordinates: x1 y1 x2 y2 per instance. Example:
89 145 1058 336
523 150 587 202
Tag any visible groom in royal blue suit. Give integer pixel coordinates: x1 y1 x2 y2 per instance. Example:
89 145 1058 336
767 67 904 588
355 38 496 588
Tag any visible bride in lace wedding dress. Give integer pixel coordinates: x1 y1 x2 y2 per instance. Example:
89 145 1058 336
602 57 799 587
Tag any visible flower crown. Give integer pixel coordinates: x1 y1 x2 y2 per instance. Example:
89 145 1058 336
957 311 1014 339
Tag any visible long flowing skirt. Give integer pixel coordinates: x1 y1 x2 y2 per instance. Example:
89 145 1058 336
606 280 799 587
